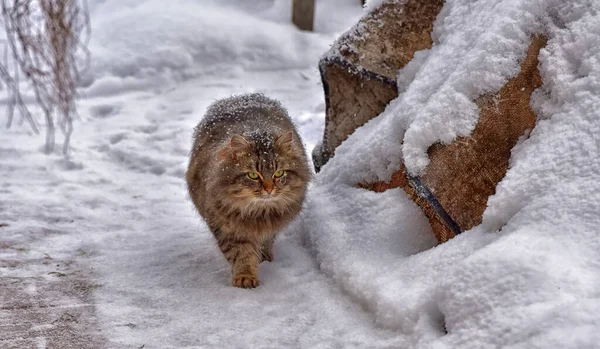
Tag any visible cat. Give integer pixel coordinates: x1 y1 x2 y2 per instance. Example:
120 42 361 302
186 93 310 288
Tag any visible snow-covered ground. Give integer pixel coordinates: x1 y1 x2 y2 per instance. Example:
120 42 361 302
1 0 599 348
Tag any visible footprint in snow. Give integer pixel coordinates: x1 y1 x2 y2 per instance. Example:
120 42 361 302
90 104 121 119
109 133 127 145
108 148 167 176
135 124 159 134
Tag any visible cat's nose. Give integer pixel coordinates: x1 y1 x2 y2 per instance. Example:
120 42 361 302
263 181 275 194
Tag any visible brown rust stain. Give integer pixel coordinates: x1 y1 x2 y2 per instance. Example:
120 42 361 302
420 34 547 232
360 35 547 243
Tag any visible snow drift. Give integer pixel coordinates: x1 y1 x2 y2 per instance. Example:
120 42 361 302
83 0 352 98
303 0 600 348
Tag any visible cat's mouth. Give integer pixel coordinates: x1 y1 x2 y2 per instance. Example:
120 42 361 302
258 193 279 200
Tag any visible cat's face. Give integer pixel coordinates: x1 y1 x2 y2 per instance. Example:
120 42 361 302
216 131 309 214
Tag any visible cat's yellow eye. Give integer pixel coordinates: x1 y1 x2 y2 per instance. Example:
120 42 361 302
273 170 285 178
247 172 260 180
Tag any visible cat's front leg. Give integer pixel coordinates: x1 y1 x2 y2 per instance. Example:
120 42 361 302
218 237 260 288
260 237 274 262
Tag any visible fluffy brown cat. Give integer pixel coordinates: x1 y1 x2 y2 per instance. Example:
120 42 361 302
186 93 310 288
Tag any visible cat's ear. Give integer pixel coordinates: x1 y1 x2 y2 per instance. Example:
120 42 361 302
230 134 251 152
275 131 294 152
218 134 252 160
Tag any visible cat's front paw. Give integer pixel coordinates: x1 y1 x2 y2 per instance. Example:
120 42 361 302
232 274 259 288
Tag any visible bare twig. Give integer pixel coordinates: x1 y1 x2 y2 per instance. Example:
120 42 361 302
1 0 91 155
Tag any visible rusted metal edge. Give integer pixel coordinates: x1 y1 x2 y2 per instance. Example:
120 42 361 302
406 174 463 236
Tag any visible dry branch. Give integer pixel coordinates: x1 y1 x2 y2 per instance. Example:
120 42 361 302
1 0 90 155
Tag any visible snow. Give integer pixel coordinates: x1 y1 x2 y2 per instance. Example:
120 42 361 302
2 0 599 348
304 0 600 348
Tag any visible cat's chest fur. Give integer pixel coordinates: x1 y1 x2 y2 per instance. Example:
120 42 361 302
208 202 294 238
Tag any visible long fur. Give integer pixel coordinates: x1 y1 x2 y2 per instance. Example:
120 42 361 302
186 93 310 288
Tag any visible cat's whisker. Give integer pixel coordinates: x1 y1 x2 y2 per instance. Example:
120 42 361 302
279 193 302 210
242 198 255 212
274 196 300 215
206 267 229 275
246 200 260 217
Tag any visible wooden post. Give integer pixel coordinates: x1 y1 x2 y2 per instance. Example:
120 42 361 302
292 0 315 31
